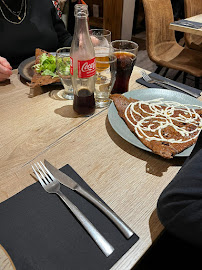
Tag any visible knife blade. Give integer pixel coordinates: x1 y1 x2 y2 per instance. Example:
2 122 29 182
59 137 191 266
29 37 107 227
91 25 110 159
149 75 200 98
44 159 134 239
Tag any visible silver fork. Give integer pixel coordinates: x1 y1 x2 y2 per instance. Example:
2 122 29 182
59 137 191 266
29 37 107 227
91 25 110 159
141 70 199 98
141 70 173 90
32 161 114 257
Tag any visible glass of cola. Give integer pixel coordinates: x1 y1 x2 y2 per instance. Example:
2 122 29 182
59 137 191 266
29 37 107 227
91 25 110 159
111 40 138 94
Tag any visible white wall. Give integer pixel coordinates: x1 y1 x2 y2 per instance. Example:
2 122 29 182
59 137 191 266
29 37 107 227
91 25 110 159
121 0 136 40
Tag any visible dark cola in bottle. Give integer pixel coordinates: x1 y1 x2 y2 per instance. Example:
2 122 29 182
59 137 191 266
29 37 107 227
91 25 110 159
70 4 96 116
73 88 95 115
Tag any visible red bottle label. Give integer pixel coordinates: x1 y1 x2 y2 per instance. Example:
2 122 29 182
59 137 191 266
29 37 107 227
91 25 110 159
70 57 73 75
78 58 96 78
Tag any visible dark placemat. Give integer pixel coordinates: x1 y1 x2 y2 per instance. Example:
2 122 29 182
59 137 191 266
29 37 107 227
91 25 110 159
136 72 201 97
0 164 139 270
170 19 202 29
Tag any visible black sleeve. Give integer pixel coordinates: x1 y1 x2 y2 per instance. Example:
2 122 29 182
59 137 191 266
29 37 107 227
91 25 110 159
51 3 73 48
157 131 202 247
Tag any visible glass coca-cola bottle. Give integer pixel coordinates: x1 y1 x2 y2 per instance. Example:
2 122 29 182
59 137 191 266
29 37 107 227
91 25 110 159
70 4 96 116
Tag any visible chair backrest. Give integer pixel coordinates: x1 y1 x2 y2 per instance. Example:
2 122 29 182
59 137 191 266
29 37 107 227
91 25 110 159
142 0 176 61
184 0 202 17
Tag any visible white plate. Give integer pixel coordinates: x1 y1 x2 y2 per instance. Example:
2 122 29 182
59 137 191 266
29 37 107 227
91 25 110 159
108 88 202 157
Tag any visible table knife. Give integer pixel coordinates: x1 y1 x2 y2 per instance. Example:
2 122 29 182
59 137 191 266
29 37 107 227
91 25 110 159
44 159 134 239
149 75 200 98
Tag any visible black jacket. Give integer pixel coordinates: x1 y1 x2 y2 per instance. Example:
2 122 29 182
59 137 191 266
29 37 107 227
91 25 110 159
157 131 202 247
0 0 72 68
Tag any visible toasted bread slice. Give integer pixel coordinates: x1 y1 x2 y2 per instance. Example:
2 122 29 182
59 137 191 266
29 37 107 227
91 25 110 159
110 94 202 159
29 48 60 88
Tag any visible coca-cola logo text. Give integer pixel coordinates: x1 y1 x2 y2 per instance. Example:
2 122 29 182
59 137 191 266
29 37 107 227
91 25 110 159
81 61 96 72
78 58 96 78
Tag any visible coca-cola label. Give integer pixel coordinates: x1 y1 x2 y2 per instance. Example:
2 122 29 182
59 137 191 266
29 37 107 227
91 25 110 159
70 57 73 75
78 58 96 78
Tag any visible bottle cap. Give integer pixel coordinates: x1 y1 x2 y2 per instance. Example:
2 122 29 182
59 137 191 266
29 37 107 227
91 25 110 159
74 4 88 17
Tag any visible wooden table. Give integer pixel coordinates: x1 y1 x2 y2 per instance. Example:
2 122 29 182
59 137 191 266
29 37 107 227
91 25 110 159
1 66 201 269
169 14 202 36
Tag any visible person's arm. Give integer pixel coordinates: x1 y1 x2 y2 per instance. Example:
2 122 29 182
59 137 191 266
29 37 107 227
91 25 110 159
51 3 72 47
157 132 202 247
0 57 12 82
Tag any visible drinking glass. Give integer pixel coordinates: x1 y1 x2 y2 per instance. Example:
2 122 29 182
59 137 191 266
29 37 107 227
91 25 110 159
89 28 111 44
90 29 112 60
111 40 138 94
56 47 73 100
95 54 117 108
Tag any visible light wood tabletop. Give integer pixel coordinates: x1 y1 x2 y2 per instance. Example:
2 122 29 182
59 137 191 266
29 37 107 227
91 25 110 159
170 14 202 36
1 66 201 269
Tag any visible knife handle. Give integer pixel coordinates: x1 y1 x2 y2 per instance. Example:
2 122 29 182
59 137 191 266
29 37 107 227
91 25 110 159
161 81 199 98
153 81 172 90
76 186 134 239
57 190 114 257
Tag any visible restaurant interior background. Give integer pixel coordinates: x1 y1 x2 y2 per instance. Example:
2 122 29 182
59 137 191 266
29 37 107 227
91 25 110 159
0 1 201 269
62 0 200 89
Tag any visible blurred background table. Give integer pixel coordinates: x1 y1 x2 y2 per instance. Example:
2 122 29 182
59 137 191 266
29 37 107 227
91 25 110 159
170 14 202 36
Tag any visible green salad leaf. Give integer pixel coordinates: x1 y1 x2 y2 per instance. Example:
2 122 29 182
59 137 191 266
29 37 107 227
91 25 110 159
33 53 58 77
33 53 71 78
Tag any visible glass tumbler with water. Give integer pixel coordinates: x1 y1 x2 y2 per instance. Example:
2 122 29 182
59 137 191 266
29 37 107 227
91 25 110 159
95 54 117 108
56 47 73 100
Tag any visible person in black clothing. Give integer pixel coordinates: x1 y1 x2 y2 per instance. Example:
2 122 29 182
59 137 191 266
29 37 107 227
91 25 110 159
171 0 184 42
135 132 202 270
155 131 202 269
0 0 72 81
157 131 202 247
171 0 184 21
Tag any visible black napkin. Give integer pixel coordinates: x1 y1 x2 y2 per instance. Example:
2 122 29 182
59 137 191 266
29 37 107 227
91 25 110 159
0 165 139 270
170 19 202 29
136 72 201 97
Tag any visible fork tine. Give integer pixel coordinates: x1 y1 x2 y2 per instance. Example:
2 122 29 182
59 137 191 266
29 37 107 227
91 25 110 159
32 164 46 187
142 71 149 80
37 162 52 184
142 70 147 77
141 70 146 76
141 71 151 83
40 161 55 180
141 71 146 78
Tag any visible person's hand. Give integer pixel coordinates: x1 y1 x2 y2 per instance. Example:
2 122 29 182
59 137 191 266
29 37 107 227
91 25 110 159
0 57 12 82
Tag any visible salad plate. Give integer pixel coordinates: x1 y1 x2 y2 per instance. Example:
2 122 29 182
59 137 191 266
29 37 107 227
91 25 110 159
18 56 36 82
18 52 61 85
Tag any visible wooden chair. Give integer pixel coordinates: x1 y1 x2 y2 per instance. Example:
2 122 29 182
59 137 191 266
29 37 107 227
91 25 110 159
184 0 202 52
142 0 202 88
